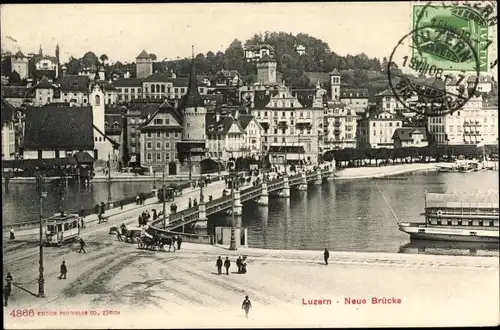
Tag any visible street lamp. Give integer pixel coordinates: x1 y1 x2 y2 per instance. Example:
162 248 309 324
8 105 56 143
36 174 47 298
107 153 112 203
229 160 237 250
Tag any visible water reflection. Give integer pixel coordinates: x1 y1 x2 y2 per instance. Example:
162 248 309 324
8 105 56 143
399 239 499 257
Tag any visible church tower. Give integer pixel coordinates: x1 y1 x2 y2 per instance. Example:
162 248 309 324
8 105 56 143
176 46 207 177
90 82 112 161
256 54 277 84
329 69 341 101
11 50 29 80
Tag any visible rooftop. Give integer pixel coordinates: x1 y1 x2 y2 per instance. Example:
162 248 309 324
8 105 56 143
23 105 94 150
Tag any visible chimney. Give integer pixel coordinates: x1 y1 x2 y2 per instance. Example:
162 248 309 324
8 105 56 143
61 66 67 77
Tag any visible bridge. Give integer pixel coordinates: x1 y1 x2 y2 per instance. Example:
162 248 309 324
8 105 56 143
149 166 334 234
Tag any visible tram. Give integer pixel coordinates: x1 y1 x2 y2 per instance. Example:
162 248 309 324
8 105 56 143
45 213 81 246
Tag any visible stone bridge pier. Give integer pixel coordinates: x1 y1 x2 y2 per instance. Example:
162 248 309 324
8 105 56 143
193 202 208 229
257 182 269 206
278 176 290 197
315 168 322 185
297 172 307 191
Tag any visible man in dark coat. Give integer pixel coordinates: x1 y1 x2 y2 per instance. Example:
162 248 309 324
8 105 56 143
241 295 252 318
324 248 330 265
216 256 223 275
5 272 13 291
236 256 243 273
177 235 182 250
188 197 192 208
120 200 124 210
100 202 106 215
78 238 86 254
3 284 11 306
224 257 231 275
95 203 100 215
58 261 67 279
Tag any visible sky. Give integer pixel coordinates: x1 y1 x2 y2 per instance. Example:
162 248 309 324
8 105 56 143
1 3 414 64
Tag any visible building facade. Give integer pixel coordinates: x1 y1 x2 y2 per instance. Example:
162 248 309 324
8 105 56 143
322 101 357 150
339 88 369 115
244 44 275 62
206 112 246 160
256 54 277 85
1 98 17 160
251 84 323 165
139 100 183 173
392 127 429 148
357 111 403 149
428 94 499 145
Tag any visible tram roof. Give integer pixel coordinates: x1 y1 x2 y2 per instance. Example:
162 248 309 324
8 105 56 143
45 213 80 222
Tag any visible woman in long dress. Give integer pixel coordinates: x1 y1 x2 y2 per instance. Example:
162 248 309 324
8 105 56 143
9 227 15 240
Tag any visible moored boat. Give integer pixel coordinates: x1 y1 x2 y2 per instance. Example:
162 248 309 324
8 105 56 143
398 192 499 243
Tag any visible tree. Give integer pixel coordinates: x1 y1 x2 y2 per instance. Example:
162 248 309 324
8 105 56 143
99 54 109 65
225 39 244 72
149 53 157 61
82 51 98 68
8 70 21 85
65 57 81 75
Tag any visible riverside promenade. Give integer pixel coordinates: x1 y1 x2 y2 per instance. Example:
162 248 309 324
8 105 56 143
3 238 499 328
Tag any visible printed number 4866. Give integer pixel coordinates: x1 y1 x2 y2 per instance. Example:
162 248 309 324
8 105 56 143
10 309 35 317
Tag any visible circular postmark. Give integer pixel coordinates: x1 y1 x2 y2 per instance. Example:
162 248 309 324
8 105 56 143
388 23 481 117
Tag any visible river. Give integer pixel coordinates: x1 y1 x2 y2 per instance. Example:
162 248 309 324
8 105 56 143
2 170 498 256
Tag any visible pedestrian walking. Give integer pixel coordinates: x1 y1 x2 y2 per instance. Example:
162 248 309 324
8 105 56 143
79 206 85 218
100 202 106 215
58 261 67 279
3 284 11 307
236 256 243 273
120 200 124 210
9 227 15 240
224 257 231 275
94 203 100 215
193 198 198 207
78 238 86 254
136 195 140 205
216 256 223 275
188 197 192 208
324 248 329 265
81 217 85 229
177 235 182 250
241 295 252 318
5 272 13 292
138 215 142 227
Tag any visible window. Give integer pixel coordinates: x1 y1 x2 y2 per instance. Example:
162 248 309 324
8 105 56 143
156 153 162 161
161 85 165 93
181 88 186 93
156 132 162 138
95 95 100 106
147 132 152 138
156 142 161 149
151 85 156 93
147 153 152 160
373 123 376 127
147 142 152 149
154 119 163 125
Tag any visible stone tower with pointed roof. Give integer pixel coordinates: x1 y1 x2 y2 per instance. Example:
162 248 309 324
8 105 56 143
329 69 341 101
11 50 29 80
176 48 207 177
136 49 153 79
256 54 277 84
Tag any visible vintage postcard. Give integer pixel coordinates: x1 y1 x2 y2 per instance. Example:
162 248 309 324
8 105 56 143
1 1 498 329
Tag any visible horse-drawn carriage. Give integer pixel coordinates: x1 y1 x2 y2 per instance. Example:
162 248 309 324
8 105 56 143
137 227 176 252
157 185 181 203
109 225 141 243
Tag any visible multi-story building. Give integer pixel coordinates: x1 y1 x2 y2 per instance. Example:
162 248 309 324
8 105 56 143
357 111 403 149
428 94 498 145
139 100 183 174
251 84 323 165
238 113 264 157
1 98 17 160
322 101 357 150
244 44 275 62
339 88 369 115
141 73 208 100
467 76 493 94
392 127 429 148
123 99 163 164
114 78 143 103
205 111 246 160
136 50 153 79
11 50 29 80
56 75 90 106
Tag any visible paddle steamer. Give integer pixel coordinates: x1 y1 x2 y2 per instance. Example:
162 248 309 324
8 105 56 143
399 192 499 243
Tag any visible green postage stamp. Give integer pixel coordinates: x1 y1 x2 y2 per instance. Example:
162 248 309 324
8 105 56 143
412 3 496 72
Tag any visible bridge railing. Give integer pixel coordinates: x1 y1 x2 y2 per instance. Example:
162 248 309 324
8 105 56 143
206 195 233 215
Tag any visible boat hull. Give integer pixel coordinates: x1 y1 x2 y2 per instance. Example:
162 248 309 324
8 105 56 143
399 223 499 243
